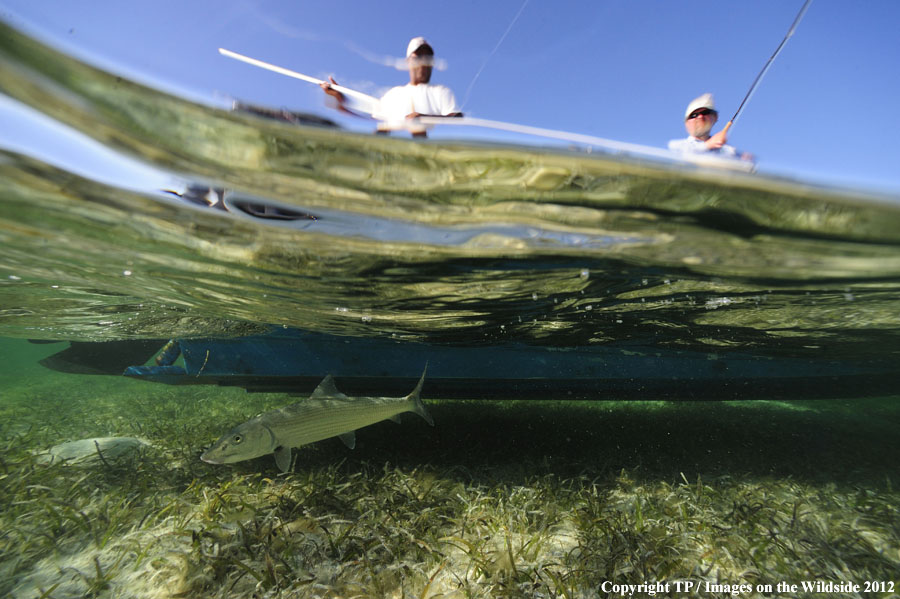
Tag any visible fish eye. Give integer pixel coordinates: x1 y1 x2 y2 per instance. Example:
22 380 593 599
232 435 243 444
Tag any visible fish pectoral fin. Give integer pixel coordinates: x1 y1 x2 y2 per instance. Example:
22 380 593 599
338 432 356 449
390 415 402 424
310 374 348 400
274 446 292 472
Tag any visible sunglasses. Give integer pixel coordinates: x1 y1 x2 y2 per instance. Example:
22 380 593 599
688 108 716 120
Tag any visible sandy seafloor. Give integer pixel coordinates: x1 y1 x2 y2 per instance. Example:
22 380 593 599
0 338 898 599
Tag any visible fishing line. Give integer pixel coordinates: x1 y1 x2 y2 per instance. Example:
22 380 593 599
726 0 813 131
460 0 530 111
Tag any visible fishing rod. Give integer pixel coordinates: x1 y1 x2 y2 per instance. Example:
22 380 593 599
217 49 754 170
720 0 813 137
218 48 380 109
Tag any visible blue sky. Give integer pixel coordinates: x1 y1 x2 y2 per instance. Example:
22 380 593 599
3 0 900 193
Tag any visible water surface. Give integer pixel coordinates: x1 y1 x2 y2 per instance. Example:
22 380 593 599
2 22 900 369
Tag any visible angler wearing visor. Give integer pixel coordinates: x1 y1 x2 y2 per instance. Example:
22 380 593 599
321 37 462 137
668 94 753 162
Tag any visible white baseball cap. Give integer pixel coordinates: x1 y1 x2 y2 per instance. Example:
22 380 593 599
685 93 717 120
406 36 430 57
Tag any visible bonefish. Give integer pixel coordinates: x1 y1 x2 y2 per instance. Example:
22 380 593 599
201 366 432 472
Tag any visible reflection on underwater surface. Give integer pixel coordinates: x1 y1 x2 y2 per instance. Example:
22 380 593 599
2 21 900 382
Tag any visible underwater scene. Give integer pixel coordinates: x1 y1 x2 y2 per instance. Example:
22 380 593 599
1 20 899 599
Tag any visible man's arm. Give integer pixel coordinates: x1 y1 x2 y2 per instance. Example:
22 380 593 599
320 77 372 119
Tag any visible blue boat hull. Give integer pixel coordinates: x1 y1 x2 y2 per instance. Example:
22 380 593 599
123 330 900 400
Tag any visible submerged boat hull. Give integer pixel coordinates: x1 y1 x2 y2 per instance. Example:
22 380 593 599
122 330 900 401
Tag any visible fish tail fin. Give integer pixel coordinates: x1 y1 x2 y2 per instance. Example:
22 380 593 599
406 363 433 426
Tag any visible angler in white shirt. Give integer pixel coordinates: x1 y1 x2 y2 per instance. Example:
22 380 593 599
668 93 753 162
321 37 462 137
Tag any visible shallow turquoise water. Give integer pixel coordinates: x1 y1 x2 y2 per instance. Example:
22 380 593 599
1 18 899 461
0 22 899 598
1 335 899 597
3 336 899 484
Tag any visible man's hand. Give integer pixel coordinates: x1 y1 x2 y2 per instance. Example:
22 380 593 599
705 120 732 150
705 129 728 150
320 76 345 102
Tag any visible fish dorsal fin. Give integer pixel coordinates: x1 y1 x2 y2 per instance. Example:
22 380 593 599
338 432 356 449
310 374 347 400
274 446 292 472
